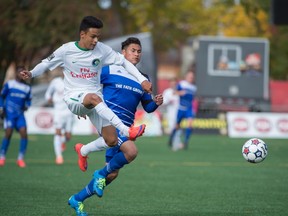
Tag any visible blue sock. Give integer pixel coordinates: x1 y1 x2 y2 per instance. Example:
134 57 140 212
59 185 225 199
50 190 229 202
0 138 10 156
19 138 28 154
74 179 94 202
98 152 128 177
184 128 192 147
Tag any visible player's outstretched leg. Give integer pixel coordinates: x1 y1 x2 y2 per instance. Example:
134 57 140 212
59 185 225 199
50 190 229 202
68 195 88 216
75 143 88 172
128 124 146 141
93 170 106 197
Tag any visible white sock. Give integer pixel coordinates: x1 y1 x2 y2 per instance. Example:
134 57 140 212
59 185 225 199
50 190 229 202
54 135 62 157
61 135 66 144
95 102 129 136
81 137 109 156
172 129 182 151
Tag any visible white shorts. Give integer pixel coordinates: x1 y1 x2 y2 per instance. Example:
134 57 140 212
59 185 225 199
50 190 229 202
54 110 74 132
64 90 110 134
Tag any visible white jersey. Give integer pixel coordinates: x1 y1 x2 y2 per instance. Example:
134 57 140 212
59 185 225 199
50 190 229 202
45 76 74 130
45 77 70 113
33 41 126 97
162 87 179 133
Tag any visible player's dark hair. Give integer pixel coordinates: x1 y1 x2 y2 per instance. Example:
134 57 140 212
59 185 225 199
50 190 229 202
121 37 141 50
16 66 26 73
79 16 103 32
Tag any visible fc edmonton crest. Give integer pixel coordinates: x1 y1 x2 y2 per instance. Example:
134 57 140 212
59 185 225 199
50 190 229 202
92 59 100 66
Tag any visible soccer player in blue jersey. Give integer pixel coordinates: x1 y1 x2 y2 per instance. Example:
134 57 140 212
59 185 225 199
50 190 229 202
0 66 32 167
68 37 163 215
168 70 197 150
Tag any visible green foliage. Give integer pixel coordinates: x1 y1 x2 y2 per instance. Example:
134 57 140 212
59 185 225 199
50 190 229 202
0 133 288 215
0 0 287 82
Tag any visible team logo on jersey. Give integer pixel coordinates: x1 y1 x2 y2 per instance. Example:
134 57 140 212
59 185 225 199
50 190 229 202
47 53 55 61
92 59 100 66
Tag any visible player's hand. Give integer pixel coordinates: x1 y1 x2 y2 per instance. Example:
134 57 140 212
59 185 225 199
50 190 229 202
153 94 163 106
141 80 152 93
20 70 32 80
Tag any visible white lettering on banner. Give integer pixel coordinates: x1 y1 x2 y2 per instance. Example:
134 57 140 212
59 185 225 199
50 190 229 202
227 112 288 138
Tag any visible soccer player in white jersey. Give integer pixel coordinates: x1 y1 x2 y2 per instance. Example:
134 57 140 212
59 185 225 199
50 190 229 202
20 16 151 161
168 71 197 150
68 37 163 215
45 73 75 165
162 77 179 135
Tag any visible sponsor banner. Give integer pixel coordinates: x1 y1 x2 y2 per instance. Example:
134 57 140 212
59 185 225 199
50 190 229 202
161 111 227 135
25 107 163 136
25 107 96 135
227 112 288 138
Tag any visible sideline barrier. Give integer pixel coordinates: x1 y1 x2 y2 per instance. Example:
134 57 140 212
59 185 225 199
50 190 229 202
227 112 288 138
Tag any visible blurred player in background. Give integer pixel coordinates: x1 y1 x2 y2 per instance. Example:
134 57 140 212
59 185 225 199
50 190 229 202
20 16 151 163
168 70 197 150
45 73 74 165
0 66 32 167
68 37 163 215
162 77 179 135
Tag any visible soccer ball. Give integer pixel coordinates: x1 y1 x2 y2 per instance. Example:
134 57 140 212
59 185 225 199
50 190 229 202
242 138 268 163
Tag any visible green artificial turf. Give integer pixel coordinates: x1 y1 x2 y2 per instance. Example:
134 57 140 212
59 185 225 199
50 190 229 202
0 133 287 216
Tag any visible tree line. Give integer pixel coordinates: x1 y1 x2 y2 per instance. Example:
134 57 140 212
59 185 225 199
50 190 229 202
1 0 287 86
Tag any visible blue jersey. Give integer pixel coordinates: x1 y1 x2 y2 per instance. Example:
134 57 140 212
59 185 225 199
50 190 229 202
177 80 197 111
101 65 158 127
101 64 158 161
0 80 32 118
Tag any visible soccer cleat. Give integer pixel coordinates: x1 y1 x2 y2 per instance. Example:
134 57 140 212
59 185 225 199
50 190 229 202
55 156 64 165
17 159 26 168
74 143 88 172
0 158 5 166
93 170 106 198
68 195 88 216
128 124 146 141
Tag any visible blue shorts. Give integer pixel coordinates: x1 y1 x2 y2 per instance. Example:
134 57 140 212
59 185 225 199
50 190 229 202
105 129 128 163
4 114 27 130
176 109 193 124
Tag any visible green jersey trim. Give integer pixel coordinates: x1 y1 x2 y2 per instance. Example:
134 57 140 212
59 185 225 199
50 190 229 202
75 41 89 51
70 97 79 102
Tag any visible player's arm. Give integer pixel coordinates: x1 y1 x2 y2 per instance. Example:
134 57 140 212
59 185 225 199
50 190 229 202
44 80 55 105
0 95 4 119
20 46 64 80
20 62 50 80
24 87 32 111
141 93 163 113
122 58 152 93
0 83 8 118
